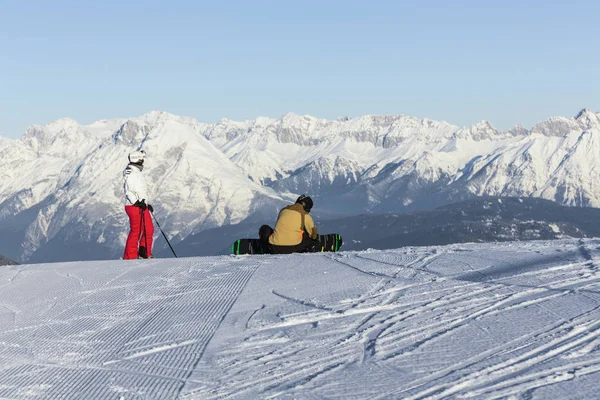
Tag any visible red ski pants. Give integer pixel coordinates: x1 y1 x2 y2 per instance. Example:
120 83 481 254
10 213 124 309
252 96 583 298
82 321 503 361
123 205 154 259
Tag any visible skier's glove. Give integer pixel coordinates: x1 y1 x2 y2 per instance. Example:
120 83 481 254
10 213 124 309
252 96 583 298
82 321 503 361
134 200 147 210
147 204 154 213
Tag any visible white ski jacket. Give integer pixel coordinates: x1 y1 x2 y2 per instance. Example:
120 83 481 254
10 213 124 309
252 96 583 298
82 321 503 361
123 164 149 205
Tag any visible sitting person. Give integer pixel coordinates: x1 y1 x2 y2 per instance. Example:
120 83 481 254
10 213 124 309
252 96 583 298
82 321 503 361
267 195 320 254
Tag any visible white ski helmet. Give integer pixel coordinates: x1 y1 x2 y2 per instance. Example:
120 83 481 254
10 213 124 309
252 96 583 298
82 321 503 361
128 150 146 163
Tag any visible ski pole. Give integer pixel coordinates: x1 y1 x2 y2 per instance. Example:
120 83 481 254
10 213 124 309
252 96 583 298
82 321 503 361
150 210 178 258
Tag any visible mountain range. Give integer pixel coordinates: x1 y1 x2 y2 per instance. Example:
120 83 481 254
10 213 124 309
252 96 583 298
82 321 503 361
1 108 599 262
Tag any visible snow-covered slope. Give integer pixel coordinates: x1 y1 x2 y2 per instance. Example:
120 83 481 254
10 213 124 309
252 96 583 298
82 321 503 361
2 240 600 399
1 109 600 262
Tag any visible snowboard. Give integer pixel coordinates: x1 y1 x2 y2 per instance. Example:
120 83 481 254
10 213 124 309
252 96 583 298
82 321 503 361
232 233 343 255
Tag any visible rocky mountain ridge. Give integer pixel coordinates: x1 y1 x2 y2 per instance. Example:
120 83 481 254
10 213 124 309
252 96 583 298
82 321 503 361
0 108 599 262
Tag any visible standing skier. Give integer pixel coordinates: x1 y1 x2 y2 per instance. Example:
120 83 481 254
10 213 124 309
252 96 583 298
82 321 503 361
123 150 155 259
267 194 320 254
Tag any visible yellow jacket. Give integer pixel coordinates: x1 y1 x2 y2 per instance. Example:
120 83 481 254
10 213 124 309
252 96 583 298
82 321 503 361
268 203 318 246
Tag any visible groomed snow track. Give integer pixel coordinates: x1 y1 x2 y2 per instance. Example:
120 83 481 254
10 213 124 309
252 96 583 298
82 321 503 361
2 239 600 399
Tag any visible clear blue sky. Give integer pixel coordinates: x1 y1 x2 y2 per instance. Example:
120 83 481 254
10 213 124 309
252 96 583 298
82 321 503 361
1 0 599 138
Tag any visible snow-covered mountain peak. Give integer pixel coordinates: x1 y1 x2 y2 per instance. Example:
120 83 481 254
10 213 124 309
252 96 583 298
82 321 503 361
338 114 458 148
137 110 177 123
111 120 150 146
530 110 600 137
84 118 129 138
253 116 276 124
275 113 328 145
279 112 316 124
575 108 593 119
134 110 208 131
250 116 278 130
216 117 239 126
21 118 94 156
24 117 83 140
351 114 406 129
350 114 449 129
505 124 529 137
110 112 204 147
204 118 249 142
531 116 579 137
454 120 500 140
574 108 600 129
46 117 81 130
474 120 495 130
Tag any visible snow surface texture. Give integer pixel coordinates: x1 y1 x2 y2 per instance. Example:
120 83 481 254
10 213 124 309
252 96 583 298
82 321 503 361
1 109 599 263
2 239 600 399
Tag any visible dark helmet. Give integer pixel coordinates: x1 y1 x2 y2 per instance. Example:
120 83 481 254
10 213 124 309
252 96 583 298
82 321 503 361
296 194 313 213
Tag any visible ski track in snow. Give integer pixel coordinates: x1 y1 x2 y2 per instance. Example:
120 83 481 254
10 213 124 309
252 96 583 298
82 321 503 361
2 239 600 398
0 257 261 399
